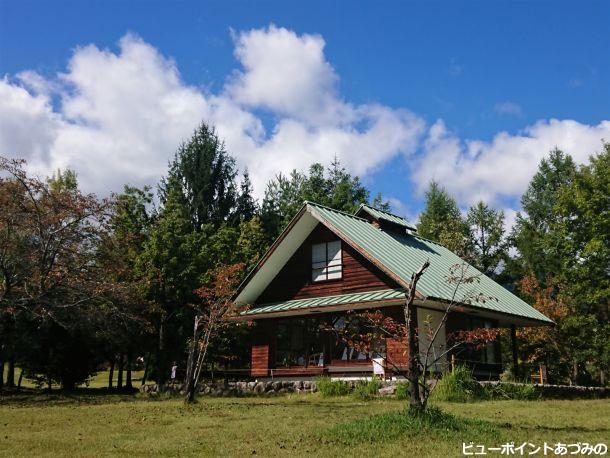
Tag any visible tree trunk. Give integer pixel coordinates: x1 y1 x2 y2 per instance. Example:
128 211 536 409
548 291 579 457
184 318 200 404
108 358 115 389
572 359 578 386
407 299 422 411
141 352 151 387
117 354 124 390
6 359 15 387
0 359 4 391
157 320 168 388
125 351 133 390
403 261 429 412
510 325 519 380
17 370 23 388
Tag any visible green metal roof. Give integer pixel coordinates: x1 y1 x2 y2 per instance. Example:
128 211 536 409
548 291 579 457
243 288 405 316
307 202 553 324
357 204 417 230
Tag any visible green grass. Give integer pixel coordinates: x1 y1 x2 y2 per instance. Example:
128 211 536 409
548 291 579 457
315 376 351 396
2 367 146 389
0 391 608 457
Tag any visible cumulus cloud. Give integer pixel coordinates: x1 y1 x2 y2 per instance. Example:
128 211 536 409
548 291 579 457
412 118 610 207
0 25 607 224
0 26 425 197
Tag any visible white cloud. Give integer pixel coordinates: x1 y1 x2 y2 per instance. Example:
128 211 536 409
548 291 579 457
0 24 607 226
494 101 522 117
412 118 610 207
0 28 425 198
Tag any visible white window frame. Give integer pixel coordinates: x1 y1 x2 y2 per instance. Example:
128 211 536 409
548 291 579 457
311 240 342 282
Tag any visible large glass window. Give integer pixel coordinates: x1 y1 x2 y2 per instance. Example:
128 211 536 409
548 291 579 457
330 317 385 361
275 319 325 367
312 240 342 282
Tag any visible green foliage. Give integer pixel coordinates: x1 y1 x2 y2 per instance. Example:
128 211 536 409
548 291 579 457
325 406 496 445
483 382 538 401
417 181 471 257
432 367 540 402
234 169 258 223
511 148 577 282
316 376 352 396
353 377 382 400
160 122 237 229
431 366 484 402
395 382 409 400
47 168 78 192
510 145 609 385
260 158 374 239
466 201 507 277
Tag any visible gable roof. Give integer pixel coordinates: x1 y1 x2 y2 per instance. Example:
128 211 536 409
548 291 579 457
235 201 553 326
355 204 417 231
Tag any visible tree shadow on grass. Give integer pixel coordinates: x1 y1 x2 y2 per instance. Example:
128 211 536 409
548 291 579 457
0 387 140 407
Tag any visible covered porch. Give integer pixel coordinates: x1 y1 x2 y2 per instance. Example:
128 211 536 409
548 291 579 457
241 289 519 380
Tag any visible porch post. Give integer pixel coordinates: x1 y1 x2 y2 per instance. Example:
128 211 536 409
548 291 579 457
510 324 518 379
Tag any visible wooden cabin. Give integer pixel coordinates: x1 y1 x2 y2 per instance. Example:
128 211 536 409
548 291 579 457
234 202 552 380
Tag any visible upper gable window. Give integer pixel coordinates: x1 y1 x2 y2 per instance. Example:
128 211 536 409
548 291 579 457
311 240 342 282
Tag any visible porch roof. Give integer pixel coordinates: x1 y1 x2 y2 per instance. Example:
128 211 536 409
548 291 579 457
242 288 405 318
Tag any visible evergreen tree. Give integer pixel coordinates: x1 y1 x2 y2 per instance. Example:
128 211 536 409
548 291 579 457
371 192 391 212
259 158 370 239
466 201 507 277
417 181 470 257
137 177 203 385
161 122 237 230
234 169 258 222
512 149 577 282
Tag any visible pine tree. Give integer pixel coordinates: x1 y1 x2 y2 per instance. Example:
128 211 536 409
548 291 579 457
466 201 506 277
417 181 470 257
160 122 237 230
234 169 258 222
512 149 577 283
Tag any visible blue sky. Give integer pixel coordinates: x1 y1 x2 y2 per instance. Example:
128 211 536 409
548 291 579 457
1 0 609 224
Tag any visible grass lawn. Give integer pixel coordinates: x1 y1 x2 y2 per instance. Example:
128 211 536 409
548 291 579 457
2 367 147 389
0 391 608 457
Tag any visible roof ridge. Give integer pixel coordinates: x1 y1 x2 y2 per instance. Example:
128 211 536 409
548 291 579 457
305 201 370 222
359 203 409 221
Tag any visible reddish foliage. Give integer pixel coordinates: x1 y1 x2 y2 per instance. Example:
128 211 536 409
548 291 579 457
0 156 114 323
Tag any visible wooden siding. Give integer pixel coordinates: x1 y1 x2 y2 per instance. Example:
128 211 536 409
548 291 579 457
386 337 408 368
250 321 275 377
256 224 399 304
251 345 269 377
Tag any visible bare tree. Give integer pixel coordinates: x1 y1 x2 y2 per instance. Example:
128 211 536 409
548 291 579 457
184 264 246 403
327 261 500 411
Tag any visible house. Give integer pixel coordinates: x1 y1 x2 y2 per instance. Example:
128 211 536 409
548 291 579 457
234 202 552 379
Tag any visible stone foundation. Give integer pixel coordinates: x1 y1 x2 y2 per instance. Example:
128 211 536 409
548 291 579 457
140 380 609 399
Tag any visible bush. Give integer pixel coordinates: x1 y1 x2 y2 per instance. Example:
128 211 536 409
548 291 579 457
316 376 351 396
395 381 409 400
353 377 382 400
431 365 484 402
484 382 539 400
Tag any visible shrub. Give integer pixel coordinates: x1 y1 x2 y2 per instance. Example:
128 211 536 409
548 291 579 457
484 382 539 400
395 381 409 400
316 376 351 396
353 377 382 400
431 365 484 402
